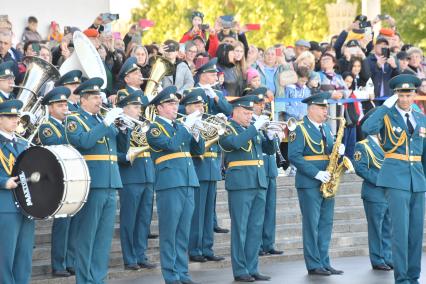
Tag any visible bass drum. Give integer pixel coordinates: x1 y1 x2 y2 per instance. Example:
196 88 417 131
12 145 91 219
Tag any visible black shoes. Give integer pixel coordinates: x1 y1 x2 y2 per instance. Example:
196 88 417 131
372 264 392 271
234 274 255 282
204 255 225 261
259 249 284 256
189 255 207 262
308 268 331 276
66 267 75 275
52 270 71 277
124 264 140 271
138 262 157 269
251 273 271 281
258 250 267 256
214 226 229 233
326 267 344 275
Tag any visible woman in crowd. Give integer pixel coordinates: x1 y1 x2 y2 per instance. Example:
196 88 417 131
216 43 243 97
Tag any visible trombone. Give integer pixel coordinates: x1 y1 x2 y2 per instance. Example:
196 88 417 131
99 105 151 133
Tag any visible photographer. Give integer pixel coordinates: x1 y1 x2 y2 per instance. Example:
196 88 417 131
366 37 399 100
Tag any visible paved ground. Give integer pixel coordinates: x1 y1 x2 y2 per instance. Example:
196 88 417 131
109 255 426 284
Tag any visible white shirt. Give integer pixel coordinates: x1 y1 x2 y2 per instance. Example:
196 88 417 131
395 104 417 129
307 116 324 132
158 115 173 126
0 129 15 142
0 90 10 99
49 116 63 125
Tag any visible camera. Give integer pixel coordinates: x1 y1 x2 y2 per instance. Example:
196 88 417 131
359 20 371 29
100 13 119 24
200 24 210 30
381 47 391 59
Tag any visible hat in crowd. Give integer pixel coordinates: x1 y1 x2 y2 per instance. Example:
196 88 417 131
164 39 179 52
74 77 104 95
247 68 260 83
346 39 360 48
347 30 365 42
42 87 71 105
118 57 139 80
354 15 368 22
180 88 205 105
309 41 323 52
149 86 181 106
220 15 235 29
83 28 99 38
116 91 143 108
389 74 421 92
375 37 389 46
379 28 395 37
230 95 258 110
197 58 218 74
247 87 267 103
397 51 409 61
295 40 311 49
192 11 204 20
0 61 15 79
0 99 23 116
302 92 331 105
55 70 82 86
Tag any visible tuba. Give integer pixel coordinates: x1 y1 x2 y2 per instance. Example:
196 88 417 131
144 56 174 121
14 56 60 140
320 116 354 198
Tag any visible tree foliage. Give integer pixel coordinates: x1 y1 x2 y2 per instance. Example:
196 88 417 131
130 0 425 49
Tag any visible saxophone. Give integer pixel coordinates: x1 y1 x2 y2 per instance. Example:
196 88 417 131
320 116 354 199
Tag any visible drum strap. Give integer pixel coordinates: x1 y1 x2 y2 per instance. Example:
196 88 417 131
0 148 14 175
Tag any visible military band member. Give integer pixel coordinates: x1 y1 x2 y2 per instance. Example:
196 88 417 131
116 90 156 271
0 61 16 102
146 86 205 284
182 88 225 263
218 95 277 282
353 110 393 271
362 74 425 284
288 93 345 276
118 57 150 104
0 100 33 283
249 87 284 256
65 77 126 283
37 87 75 277
55 70 83 112
195 58 232 234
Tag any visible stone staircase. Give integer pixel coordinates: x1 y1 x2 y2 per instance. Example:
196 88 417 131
30 174 402 283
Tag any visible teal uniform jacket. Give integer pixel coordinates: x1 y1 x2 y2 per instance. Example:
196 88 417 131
38 117 67 145
0 136 28 213
219 119 277 190
361 105 426 192
67 101 79 113
0 134 35 284
65 108 124 189
125 85 150 105
0 91 15 103
117 130 155 184
146 116 205 190
288 116 334 188
353 137 386 203
194 83 233 116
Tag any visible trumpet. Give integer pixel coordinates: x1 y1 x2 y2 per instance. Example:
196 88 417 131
99 105 151 133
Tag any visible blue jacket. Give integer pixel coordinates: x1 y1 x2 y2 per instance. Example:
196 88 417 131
67 101 80 113
353 136 387 203
117 130 155 184
219 119 277 190
194 83 233 116
288 116 334 189
38 117 67 145
146 116 205 190
366 54 399 98
0 135 28 213
65 108 125 189
362 105 426 192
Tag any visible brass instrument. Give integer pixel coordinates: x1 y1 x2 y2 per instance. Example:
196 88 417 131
13 56 60 142
99 106 150 132
127 124 150 164
320 116 354 199
144 56 175 121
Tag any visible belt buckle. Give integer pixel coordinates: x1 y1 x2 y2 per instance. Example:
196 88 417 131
257 160 262 167
409 156 417 162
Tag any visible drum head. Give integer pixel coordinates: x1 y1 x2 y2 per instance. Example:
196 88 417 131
12 146 64 219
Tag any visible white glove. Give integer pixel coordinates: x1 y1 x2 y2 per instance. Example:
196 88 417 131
204 86 217 99
338 144 346 156
383 94 398 108
215 113 228 122
253 115 269 130
104 108 123 126
183 110 201 130
100 92 108 105
266 129 277 140
315 171 331 183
